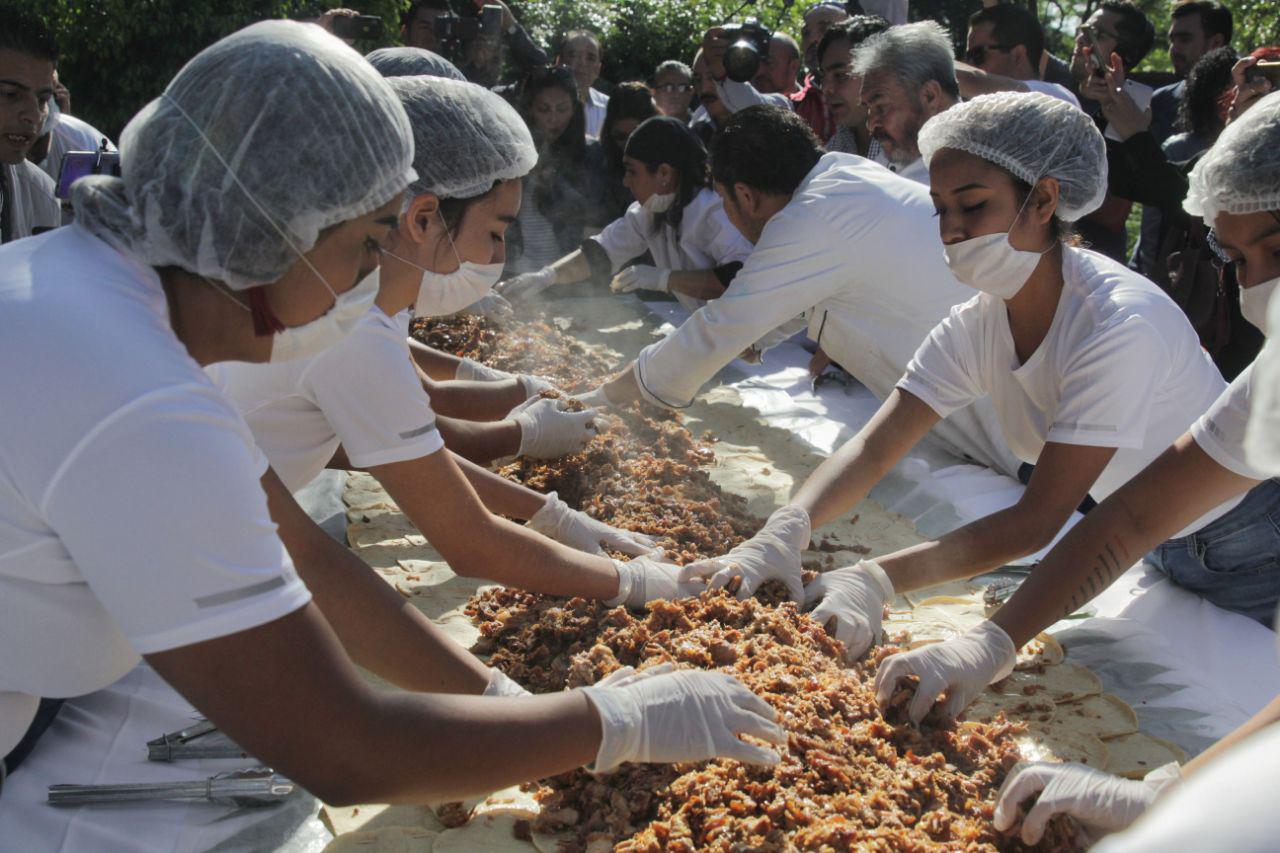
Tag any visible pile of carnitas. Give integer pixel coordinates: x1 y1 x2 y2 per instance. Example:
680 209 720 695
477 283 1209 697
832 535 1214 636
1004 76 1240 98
417 315 1075 852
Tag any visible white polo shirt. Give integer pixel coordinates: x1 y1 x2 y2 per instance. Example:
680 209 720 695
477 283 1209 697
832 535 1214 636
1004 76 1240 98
208 306 445 494
0 226 310 755
1191 362 1278 481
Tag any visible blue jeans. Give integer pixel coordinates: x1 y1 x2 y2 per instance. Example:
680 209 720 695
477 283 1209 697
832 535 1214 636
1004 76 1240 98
1149 478 1280 626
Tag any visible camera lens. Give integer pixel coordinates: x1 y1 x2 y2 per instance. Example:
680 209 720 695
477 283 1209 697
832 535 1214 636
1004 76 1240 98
724 40 760 83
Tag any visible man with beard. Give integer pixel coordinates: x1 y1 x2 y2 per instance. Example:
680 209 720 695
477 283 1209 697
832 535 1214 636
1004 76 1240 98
852 21 960 185
818 15 891 160
1150 1 1233 144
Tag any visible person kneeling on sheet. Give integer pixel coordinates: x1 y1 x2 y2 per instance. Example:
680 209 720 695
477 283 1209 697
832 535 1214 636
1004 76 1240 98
0 22 782 804
880 92 1280 850
578 105 1021 485
210 75 690 604
687 95 1257 651
497 116 804 358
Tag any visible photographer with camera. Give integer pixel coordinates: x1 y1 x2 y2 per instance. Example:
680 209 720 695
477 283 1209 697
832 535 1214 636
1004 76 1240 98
401 0 548 87
0 4 59 242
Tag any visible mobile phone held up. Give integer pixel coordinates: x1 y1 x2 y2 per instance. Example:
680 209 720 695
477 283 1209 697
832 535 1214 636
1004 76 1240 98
332 14 384 41
1246 61 1280 89
56 145 120 200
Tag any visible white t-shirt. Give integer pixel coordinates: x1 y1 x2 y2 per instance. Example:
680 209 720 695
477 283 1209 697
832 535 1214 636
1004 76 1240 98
0 226 310 754
1 160 59 242
889 155 930 186
1023 78 1082 110
899 247 1239 531
208 307 445 494
585 87 609 139
1191 362 1278 481
592 187 752 315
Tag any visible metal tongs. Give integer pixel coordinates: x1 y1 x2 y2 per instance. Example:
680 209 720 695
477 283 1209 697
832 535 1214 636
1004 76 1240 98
146 718 248 762
48 767 294 808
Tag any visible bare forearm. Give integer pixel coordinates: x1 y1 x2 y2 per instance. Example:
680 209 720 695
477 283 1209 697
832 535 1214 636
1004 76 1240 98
549 249 592 285
991 438 1256 646
603 362 644 405
436 415 520 465
408 338 465 381
1184 696 1280 777
453 452 547 519
667 270 728 301
262 472 490 693
424 373 527 421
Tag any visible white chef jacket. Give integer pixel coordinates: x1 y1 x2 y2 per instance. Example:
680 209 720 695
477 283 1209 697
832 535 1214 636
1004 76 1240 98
1 160 59 242
1192 362 1278 481
0 226 310 756
634 152 1021 477
208 307 445 494
899 246 1239 534
889 155 930 186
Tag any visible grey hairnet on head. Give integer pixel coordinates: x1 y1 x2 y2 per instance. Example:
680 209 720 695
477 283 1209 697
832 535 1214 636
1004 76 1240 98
1184 91 1280 225
388 76 537 202
72 21 416 291
366 46 465 80
851 21 959 99
918 91 1108 221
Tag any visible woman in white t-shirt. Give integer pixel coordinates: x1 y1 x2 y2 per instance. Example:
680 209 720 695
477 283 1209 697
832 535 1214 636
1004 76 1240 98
212 76 695 605
496 116 755 315
0 24 781 807
684 92 1276 666
959 92 1280 850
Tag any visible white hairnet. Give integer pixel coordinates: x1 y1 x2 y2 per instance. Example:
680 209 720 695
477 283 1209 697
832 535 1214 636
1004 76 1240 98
919 91 1107 222
73 21 416 290
1246 290 1280 475
388 76 536 201
1184 92 1280 225
366 46 465 80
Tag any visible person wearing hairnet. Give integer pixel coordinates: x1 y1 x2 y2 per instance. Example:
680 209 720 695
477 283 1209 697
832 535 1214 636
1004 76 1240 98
497 116 805 357
677 94 1253 664
210 76 686 604
0 22 784 808
931 92 1280 850
365 45 466 80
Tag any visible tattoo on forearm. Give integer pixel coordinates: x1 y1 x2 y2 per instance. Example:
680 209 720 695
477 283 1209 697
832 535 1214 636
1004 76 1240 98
1064 539 1130 616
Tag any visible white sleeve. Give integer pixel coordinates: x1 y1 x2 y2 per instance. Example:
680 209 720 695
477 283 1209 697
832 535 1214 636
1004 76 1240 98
896 303 986 418
1191 363 1271 481
301 328 445 470
692 204 753 267
1048 317 1165 449
590 205 650 272
714 79 792 113
634 212 849 407
43 387 311 654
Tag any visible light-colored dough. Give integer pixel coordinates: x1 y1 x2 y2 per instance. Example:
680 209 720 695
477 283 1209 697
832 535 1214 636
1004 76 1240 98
1015 729 1109 767
322 804 447 837
433 813 537 852
323 826 439 852
994 663 1103 703
1103 732 1187 779
1050 694 1139 739
961 690 1057 726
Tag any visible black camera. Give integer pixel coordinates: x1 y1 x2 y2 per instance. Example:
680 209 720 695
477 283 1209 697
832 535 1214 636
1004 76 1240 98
331 14 384 41
434 4 503 59
719 19 772 83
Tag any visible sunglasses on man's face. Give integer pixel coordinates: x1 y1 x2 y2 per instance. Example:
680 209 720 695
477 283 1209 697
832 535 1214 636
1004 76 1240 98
654 83 694 94
964 44 1012 66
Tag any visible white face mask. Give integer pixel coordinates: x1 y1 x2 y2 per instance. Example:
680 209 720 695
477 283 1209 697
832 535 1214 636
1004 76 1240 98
642 191 676 214
1239 276 1279 336
268 267 379 363
384 213 503 317
942 191 1053 299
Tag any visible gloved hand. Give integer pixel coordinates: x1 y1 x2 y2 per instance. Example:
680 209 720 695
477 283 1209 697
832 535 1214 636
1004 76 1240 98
581 665 787 772
483 666 532 697
873 619 1017 725
454 357 556 400
572 386 616 409
496 266 557 302
608 556 704 608
677 505 811 602
993 761 1181 845
804 560 895 661
528 492 659 557
464 290 514 323
611 265 671 294
509 396 598 459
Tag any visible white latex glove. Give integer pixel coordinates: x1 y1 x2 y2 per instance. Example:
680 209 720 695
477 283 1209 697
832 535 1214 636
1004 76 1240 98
508 396 598 459
611 265 671 294
993 761 1181 845
581 666 787 772
454 357 556 400
464 290 514 323
527 491 659 557
607 556 705 608
571 386 616 408
804 560 895 661
482 666 531 697
496 266 557 302
678 505 811 602
873 619 1017 725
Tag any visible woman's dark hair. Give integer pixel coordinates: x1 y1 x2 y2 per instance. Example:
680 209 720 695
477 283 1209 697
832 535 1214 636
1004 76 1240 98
1176 46 1238 139
437 180 503 232
1011 178 1079 246
601 82 659 171
519 66 587 214
624 116 710 237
